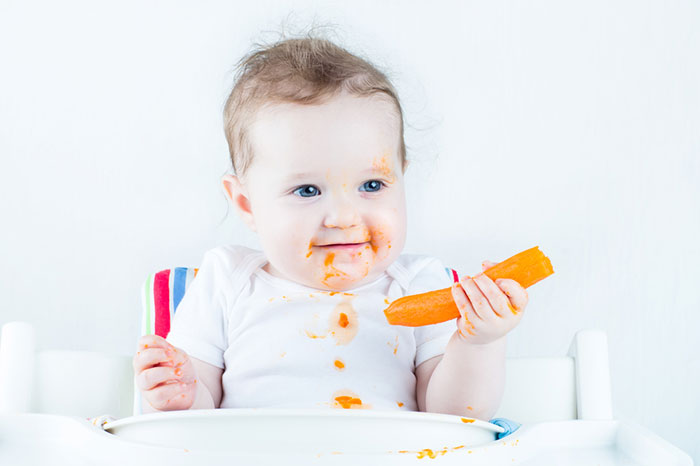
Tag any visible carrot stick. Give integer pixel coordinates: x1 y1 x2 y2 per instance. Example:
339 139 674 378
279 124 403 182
383 246 554 326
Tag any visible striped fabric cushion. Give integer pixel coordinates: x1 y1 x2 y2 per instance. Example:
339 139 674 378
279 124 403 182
141 267 199 338
446 267 460 284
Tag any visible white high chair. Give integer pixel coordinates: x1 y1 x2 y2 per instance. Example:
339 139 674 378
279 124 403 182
0 320 604 421
0 320 693 465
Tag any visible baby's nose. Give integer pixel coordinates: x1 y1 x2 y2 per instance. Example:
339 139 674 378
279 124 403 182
323 196 361 229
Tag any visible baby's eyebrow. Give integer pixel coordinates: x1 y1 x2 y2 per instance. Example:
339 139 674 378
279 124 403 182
282 168 389 182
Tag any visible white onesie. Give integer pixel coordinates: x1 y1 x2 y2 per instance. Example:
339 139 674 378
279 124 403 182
166 244 458 412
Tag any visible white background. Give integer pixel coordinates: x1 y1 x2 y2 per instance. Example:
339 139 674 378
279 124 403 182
1 0 698 461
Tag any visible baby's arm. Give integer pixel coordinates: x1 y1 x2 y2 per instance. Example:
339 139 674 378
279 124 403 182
421 335 506 420
420 261 528 420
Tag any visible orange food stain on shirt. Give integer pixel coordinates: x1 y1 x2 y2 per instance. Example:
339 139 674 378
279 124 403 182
467 406 474 411
334 360 345 370
328 297 358 345
461 418 475 423
384 298 390 304
387 335 399 355
331 389 371 409
397 401 404 407
334 396 363 409
305 330 327 339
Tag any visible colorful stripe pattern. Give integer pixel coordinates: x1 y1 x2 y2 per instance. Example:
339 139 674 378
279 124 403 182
141 267 199 338
445 267 460 283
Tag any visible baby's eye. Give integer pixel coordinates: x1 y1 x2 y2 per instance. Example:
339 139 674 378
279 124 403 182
359 180 385 193
293 185 321 197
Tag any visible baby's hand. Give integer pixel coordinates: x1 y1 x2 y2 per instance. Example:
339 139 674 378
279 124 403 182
450 260 529 345
133 335 198 411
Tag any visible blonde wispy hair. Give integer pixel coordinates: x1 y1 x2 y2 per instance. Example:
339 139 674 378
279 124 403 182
222 29 407 180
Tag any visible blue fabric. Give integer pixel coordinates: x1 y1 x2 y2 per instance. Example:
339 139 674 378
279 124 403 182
172 267 188 312
489 418 521 439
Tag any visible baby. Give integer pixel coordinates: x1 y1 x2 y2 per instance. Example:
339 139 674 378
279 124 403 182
133 36 528 420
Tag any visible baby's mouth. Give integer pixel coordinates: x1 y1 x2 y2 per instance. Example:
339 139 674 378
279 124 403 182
316 242 369 250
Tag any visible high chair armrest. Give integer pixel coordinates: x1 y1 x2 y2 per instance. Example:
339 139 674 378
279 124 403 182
568 329 613 420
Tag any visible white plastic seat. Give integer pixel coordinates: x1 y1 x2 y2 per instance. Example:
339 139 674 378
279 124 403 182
1 321 611 423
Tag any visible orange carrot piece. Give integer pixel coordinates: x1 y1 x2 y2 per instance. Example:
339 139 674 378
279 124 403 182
384 246 554 326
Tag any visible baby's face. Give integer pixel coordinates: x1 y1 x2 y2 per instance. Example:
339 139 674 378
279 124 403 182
235 92 406 291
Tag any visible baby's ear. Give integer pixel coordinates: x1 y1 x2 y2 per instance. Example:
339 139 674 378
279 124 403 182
221 175 256 232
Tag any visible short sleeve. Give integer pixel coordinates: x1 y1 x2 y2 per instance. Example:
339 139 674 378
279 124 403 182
165 250 231 369
410 257 458 368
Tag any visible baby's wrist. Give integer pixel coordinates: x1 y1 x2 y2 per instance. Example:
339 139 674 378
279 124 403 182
189 378 215 410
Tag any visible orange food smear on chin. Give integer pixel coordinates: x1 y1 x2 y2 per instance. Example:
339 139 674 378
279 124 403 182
338 313 349 328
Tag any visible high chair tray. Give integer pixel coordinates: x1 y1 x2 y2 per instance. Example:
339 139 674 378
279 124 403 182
104 408 503 452
0 412 693 465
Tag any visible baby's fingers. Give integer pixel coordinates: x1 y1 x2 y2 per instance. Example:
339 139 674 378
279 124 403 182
451 282 479 336
144 381 195 411
495 278 528 313
136 334 173 352
133 347 174 373
136 366 181 391
481 260 498 272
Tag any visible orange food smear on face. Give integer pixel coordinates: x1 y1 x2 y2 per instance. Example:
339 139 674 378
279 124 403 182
306 250 313 258
467 406 473 411
324 253 335 266
338 313 349 328
372 152 397 183
461 418 475 423
334 360 345 370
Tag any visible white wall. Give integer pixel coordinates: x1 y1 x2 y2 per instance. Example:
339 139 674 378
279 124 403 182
1 0 698 461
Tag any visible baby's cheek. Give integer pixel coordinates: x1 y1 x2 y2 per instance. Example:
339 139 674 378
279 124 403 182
368 225 396 261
